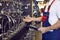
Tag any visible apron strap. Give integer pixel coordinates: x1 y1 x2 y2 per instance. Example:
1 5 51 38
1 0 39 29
42 0 55 22
44 0 55 12
48 0 55 12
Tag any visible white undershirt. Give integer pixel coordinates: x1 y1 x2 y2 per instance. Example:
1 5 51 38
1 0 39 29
48 0 60 25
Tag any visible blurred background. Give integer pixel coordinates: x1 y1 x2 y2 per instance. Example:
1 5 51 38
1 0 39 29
0 0 47 40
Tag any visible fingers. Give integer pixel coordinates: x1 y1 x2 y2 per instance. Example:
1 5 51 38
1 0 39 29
23 18 32 22
23 16 31 19
38 27 46 33
23 16 32 22
38 27 42 32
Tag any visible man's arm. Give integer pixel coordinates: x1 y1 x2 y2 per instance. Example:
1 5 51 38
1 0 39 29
48 19 60 31
23 16 42 22
38 19 60 33
32 17 42 21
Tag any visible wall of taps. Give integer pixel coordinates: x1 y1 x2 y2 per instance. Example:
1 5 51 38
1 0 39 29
0 0 32 40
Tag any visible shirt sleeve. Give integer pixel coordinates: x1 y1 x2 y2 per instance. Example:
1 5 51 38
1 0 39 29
56 1 60 18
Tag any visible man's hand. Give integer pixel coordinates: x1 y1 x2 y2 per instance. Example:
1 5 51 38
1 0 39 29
23 18 32 22
38 27 50 34
23 16 33 22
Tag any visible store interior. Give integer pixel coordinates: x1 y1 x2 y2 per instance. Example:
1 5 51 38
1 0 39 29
0 0 48 40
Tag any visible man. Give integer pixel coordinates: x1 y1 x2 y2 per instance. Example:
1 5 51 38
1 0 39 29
23 0 60 40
